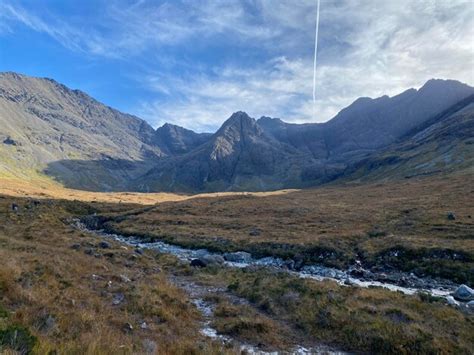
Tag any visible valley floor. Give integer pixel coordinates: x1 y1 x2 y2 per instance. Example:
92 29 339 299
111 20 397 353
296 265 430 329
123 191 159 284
0 174 473 354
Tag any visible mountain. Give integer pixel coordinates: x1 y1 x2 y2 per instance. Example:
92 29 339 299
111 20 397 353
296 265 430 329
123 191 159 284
133 112 309 191
1 72 473 192
153 123 212 155
341 94 474 181
258 79 474 162
0 72 164 190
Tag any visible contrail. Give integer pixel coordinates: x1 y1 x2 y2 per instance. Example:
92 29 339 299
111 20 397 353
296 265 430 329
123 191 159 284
312 0 321 103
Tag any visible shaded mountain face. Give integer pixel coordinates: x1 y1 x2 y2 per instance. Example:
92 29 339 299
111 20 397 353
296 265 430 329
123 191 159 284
153 123 212 155
133 112 308 192
0 72 165 190
1 72 473 192
341 94 474 181
259 79 474 162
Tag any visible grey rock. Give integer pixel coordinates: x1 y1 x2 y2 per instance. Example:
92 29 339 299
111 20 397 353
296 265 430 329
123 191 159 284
98 241 111 249
71 243 81 250
223 251 252 263
452 284 474 301
190 259 206 267
466 300 474 309
112 293 125 305
446 296 460 306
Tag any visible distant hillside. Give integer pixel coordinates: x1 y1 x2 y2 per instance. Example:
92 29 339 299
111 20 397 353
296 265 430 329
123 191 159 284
1 72 473 192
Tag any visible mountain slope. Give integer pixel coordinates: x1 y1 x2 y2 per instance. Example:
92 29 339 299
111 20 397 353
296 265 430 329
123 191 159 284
259 79 474 162
0 72 164 190
153 123 212 155
133 112 310 192
341 94 474 181
1 72 472 192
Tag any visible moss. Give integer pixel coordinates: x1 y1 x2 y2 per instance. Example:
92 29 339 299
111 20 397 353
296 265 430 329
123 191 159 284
0 325 37 354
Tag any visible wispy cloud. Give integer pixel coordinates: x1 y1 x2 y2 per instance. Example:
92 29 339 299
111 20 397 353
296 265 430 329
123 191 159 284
1 0 473 131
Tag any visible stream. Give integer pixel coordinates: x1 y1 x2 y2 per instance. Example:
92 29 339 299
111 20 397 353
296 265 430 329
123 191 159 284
74 220 469 354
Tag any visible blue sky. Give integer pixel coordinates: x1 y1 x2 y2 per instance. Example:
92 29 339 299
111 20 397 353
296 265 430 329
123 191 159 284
1 0 473 132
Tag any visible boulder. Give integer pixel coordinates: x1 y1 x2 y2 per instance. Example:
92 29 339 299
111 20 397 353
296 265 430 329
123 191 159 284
112 293 125 305
201 254 225 266
98 241 111 249
223 251 252 263
190 259 206 267
452 284 474 301
190 254 225 267
446 296 459 306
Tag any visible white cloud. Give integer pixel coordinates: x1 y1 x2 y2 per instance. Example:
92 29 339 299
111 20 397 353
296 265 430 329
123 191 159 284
1 0 473 132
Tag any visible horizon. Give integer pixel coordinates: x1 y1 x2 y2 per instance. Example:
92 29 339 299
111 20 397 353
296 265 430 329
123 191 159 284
1 0 473 132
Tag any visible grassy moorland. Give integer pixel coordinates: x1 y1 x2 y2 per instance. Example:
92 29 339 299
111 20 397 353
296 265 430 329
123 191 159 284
0 186 473 353
0 196 233 354
94 173 474 285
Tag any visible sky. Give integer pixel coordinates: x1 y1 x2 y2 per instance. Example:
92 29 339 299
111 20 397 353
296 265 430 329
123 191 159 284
0 0 473 132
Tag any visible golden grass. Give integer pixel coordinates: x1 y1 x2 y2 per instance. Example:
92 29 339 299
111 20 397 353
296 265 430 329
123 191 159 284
0 197 232 354
0 177 296 205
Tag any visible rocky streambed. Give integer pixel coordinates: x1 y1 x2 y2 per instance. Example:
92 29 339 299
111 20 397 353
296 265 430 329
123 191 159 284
74 218 474 309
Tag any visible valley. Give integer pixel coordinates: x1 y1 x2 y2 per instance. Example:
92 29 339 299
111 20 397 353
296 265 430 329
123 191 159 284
1 173 473 354
1 72 473 354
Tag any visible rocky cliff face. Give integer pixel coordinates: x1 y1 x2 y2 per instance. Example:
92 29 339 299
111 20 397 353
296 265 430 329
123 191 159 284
1 72 473 192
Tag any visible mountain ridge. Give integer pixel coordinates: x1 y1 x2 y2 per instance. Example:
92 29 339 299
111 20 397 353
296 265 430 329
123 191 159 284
1 71 473 192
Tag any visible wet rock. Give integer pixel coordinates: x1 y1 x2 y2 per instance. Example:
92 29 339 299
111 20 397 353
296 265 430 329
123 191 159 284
344 278 357 286
113 293 125 305
223 251 252 263
191 255 225 267
452 284 474 301
447 211 456 220
293 255 305 271
190 259 206 267
446 296 459 306
98 241 111 249
284 259 295 270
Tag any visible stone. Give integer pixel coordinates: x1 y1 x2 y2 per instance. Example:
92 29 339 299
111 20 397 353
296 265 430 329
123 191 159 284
446 296 459 306
70 243 81 250
452 284 474 301
223 252 252 263
466 300 474 309
190 259 206 267
123 322 133 333
84 248 94 255
200 254 225 266
98 241 111 249
135 248 144 255
11 203 18 212
447 211 456 220
113 293 125 305
120 275 131 283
